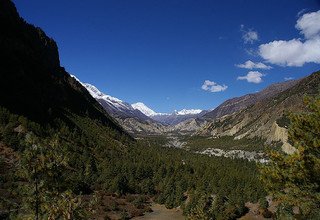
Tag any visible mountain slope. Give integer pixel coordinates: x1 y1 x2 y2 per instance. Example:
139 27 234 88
199 71 320 153
80 82 167 135
151 111 207 125
0 0 130 140
203 79 299 119
83 83 150 121
131 102 161 117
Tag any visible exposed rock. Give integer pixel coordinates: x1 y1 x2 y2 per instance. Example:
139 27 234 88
269 122 296 154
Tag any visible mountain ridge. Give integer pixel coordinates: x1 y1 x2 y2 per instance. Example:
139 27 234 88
198 71 320 153
203 79 300 120
0 0 129 138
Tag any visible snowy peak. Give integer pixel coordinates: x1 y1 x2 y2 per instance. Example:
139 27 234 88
82 83 133 113
175 109 202 115
83 83 123 104
71 75 138 115
131 102 203 117
71 75 119 102
131 102 159 117
71 75 203 125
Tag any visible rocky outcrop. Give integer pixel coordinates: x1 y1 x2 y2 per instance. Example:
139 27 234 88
269 122 296 154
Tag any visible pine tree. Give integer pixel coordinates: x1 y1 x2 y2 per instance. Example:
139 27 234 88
16 133 89 219
260 95 320 218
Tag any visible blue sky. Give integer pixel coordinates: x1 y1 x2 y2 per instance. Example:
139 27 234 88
14 0 320 113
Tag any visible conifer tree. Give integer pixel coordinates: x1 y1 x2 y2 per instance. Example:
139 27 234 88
17 133 89 219
260 95 320 218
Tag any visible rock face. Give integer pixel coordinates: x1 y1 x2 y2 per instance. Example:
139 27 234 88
199 71 320 151
269 122 296 154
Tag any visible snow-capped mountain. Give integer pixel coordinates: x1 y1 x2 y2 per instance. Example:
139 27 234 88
132 102 205 125
175 109 202 115
71 75 149 120
71 74 206 132
131 102 169 117
84 83 130 111
83 83 150 120
70 75 167 135
131 102 158 116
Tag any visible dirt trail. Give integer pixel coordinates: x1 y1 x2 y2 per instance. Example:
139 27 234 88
133 203 185 220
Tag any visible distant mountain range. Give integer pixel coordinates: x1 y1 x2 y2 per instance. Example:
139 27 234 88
82 83 150 121
131 102 202 117
131 102 205 125
73 71 320 147
72 77 206 134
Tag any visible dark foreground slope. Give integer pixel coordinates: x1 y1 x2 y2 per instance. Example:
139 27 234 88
0 0 134 217
0 0 127 137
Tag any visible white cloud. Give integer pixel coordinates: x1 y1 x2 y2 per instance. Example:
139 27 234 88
237 71 265 84
259 37 320 67
284 77 294 81
259 10 320 67
296 10 320 39
236 60 272 69
201 80 228 92
241 25 259 44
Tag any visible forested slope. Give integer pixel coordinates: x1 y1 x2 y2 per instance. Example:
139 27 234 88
0 1 266 219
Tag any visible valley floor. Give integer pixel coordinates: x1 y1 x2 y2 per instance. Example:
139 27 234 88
133 204 184 220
